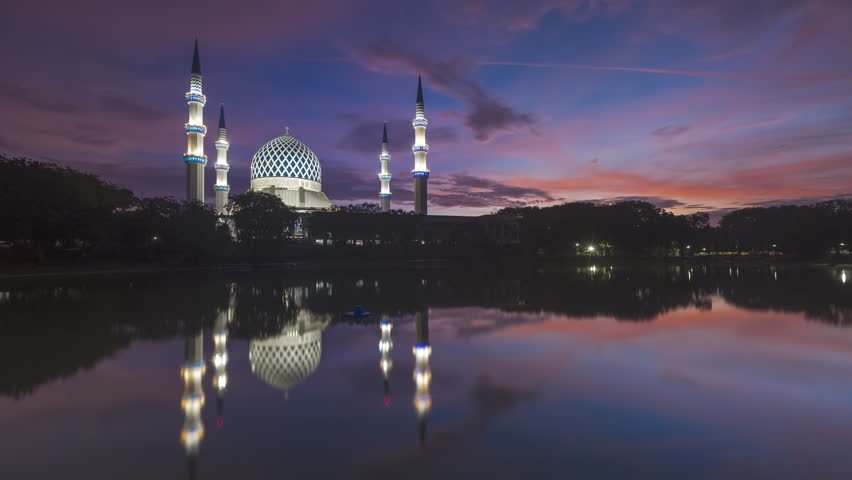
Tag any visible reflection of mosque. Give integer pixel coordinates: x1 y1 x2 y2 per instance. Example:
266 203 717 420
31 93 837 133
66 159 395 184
176 287 435 478
248 288 331 396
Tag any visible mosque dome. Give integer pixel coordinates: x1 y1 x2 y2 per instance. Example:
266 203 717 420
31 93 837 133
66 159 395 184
250 133 321 184
248 131 333 210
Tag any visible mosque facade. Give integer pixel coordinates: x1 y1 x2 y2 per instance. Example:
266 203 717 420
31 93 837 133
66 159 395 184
182 40 427 214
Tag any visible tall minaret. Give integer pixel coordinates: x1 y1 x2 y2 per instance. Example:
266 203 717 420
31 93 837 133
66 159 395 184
180 331 205 478
214 104 230 214
411 75 429 215
378 122 392 213
184 39 207 203
412 309 431 446
378 315 393 405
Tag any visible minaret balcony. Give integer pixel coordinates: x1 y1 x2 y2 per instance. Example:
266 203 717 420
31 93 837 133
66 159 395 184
185 123 207 135
378 174 392 180
412 119 429 127
183 154 208 165
185 92 207 105
214 163 230 171
379 193 392 198
214 185 231 192
411 171 430 178
412 145 429 153
215 140 229 149
380 154 391 160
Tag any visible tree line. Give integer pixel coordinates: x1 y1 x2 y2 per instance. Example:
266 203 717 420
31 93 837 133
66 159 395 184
0 156 849 263
500 199 851 259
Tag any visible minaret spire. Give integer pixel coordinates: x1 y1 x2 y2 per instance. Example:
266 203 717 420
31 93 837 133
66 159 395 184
411 75 429 215
214 103 231 214
184 38 207 203
379 121 392 213
191 38 201 75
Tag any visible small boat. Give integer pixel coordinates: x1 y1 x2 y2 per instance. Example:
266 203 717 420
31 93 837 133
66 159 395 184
345 305 372 317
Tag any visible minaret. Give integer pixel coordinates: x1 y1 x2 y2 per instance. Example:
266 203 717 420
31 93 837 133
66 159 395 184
378 122 392 213
379 315 393 405
412 309 431 446
411 75 429 215
180 331 205 477
214 104 230 214
184 39 207 203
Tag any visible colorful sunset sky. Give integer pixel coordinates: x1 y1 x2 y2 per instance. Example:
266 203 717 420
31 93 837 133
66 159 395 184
2 0 851 216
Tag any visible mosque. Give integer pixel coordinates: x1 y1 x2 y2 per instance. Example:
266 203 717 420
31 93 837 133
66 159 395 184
182 39 429 215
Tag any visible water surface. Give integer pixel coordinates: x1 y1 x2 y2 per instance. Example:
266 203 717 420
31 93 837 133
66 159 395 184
1 264 850 479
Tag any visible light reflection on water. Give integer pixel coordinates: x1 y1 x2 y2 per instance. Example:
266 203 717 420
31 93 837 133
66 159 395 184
0 264 851 479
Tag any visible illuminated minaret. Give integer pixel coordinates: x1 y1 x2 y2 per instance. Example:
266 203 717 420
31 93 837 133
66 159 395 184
184 39 207 203
212 284 235 427
378 122 392 213
180 331 205 477
412 309 431 446
411 75 429 215
379 315 393 404
213 104 230 214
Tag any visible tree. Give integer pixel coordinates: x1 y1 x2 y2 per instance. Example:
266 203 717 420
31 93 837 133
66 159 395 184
229 191 296 259
0 156 134 260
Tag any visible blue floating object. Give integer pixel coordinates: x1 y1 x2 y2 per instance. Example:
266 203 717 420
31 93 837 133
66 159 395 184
345 305 372 317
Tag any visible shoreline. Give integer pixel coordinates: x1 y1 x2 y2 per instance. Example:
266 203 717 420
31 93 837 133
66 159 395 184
0 256 848 281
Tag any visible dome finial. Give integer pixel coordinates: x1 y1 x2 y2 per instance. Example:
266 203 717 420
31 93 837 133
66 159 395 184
285 126 290 136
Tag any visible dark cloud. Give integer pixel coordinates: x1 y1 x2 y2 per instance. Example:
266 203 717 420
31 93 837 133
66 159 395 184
744 193 852 207
0 81 82 114
652 125 690 138
68 135 117 147
321 157 414 203
101 96 168 122
335 114 458 155
430 174 554 208
597 195 686 209
347 41 536 142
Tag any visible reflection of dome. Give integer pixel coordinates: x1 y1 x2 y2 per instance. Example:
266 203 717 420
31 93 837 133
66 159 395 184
249 311 329 392
250 329 321 392
249 133 332 210
250 134 321 184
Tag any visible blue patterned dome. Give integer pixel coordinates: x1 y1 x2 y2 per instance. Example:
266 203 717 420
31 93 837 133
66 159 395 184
250 134 322 184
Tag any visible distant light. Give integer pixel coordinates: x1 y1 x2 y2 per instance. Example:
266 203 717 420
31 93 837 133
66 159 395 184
843 270 847 284
841 243 846 247
686 245 691 249
575 243 580 247
587 246 595 252
152 235 158 241
772 244 777 248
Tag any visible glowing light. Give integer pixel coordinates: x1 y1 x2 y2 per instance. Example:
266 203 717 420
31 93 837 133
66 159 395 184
686 245 691 249
587 246 595 252
843 270 847 284
215 374 227 390
213 353 228 368
411 171 430 177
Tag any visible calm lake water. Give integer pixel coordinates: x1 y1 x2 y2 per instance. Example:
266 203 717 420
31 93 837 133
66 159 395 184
1 264 851 479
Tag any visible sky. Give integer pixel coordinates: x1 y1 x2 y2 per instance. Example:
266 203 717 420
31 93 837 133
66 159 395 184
2 0 852 216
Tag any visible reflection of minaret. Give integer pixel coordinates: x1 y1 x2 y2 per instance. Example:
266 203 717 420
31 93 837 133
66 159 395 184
212 284 235 427
412 309 431 446
379 314 393 405
181 331 205 478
